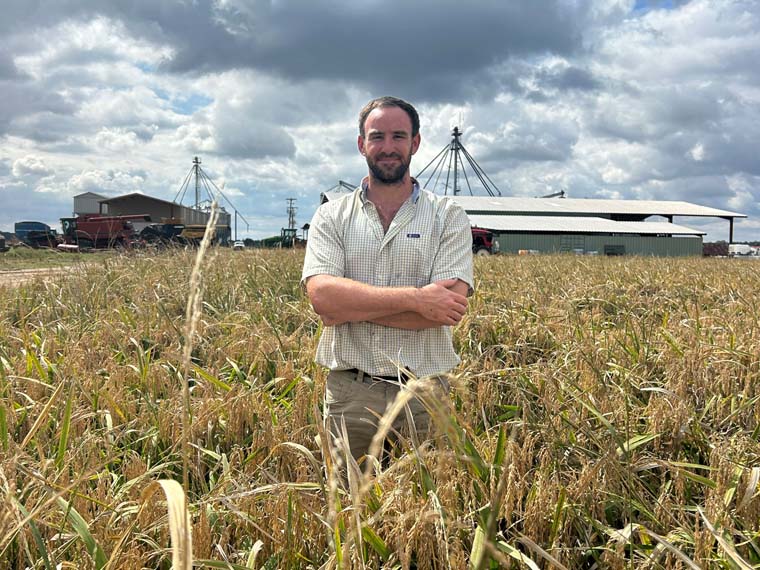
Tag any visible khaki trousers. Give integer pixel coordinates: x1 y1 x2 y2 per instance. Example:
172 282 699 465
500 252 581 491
324 369 449 462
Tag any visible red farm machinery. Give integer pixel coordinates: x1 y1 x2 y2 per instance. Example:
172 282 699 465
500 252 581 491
60 214 151 249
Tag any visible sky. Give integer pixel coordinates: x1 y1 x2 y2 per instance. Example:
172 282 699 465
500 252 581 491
0 0 758 242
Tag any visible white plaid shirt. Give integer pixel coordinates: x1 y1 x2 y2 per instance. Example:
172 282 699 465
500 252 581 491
302 179 474 377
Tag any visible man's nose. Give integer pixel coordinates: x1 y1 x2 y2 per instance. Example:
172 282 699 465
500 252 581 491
379 135 396 151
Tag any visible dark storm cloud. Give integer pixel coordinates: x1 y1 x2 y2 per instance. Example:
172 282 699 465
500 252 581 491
209 0 582 103
2 0 585 105
538 66 601 91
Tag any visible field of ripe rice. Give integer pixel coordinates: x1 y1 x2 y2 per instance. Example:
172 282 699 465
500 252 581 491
0 248 758 569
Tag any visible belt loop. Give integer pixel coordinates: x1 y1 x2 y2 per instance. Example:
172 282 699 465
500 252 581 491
356 370 365 383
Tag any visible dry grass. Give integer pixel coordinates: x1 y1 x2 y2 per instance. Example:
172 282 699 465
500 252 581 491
0 249 758 569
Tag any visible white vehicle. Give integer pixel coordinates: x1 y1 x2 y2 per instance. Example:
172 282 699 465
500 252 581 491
232 240 245 251
728 243 759 257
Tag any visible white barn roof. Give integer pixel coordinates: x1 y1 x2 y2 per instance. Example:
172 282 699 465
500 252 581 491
450 196 746 219
469 215 706 236
321 190 744 219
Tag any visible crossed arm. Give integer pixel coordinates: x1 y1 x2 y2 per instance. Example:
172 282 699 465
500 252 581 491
305 274 469 330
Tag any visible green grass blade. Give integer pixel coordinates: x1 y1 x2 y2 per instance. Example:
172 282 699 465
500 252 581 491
616 432 658 457
496 539 541 570
193 365 232 392
55 384 74 469
361 526 391 561
469 524 486 570
56 496 108 569
14 500 54 570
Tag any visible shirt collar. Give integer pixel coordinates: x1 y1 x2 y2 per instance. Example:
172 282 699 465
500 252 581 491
360 177 420 204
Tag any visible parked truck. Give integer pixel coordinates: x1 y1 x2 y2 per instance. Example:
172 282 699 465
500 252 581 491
60 214 151 249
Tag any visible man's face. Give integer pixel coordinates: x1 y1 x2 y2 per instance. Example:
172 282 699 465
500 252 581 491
358 106 420 185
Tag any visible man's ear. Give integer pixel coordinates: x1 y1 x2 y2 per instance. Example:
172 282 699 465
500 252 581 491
358 135 366 156
411 133 421 155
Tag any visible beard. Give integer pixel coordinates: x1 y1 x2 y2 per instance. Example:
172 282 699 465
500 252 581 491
366 150 412 184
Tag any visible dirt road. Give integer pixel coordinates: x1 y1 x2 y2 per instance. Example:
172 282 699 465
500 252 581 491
0 266 80 289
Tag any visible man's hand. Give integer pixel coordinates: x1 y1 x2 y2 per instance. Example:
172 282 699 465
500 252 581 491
413 278 468 326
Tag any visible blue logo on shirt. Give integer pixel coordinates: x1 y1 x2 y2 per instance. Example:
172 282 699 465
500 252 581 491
406 233 421 238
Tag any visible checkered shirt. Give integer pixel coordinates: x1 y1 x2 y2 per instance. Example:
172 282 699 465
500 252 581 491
302 180 474 377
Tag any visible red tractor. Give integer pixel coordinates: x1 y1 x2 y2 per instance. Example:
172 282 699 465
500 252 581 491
472 227 499 256
60 214 151 249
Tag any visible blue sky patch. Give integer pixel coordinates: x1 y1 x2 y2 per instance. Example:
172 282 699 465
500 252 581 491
172 94 214 116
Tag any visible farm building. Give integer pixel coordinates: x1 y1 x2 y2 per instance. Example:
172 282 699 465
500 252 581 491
73 193 232 242
451 196 746 256
73 192 107 216
319 188 746 257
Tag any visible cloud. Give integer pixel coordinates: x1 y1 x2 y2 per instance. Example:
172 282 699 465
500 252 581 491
66 169 145 195
12 155 53 178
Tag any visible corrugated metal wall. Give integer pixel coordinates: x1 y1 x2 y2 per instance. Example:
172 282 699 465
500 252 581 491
74 194 105 216
494 233 702 256
103 196 231 227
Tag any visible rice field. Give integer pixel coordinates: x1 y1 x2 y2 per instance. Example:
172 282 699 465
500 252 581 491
0 247 758 569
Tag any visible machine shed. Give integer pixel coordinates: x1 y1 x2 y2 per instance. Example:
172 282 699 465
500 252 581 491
453 196 745 257
468 214 705 256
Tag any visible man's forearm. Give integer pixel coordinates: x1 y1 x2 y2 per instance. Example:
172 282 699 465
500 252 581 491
307 275 419 325
369 312 441 330
307 274 468 327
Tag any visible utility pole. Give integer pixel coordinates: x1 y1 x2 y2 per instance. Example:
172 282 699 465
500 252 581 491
286 198 297 230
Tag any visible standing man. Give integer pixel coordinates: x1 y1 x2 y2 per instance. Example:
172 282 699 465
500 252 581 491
302 96 474 462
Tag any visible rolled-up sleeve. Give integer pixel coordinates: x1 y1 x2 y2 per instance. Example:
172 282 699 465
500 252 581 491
302 204 345 283
429 204 474 294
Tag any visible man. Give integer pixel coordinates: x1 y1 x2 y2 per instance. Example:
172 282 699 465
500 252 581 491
302 96 474 462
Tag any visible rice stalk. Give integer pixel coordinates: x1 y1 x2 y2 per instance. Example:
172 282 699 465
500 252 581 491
166 202 219 567
18 379 65 450
698 507 754 570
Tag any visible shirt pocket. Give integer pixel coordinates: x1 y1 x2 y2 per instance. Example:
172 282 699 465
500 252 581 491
390 231 432 288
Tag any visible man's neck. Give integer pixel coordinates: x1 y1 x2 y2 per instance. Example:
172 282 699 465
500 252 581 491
365 175 413 209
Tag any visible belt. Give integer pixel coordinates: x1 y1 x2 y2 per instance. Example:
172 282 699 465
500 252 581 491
345 368 413 384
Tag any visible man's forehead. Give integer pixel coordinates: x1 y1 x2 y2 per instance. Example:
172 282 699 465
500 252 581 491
365 106 413 132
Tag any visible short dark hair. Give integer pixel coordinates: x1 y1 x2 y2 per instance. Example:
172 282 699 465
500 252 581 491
358 96 420 138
